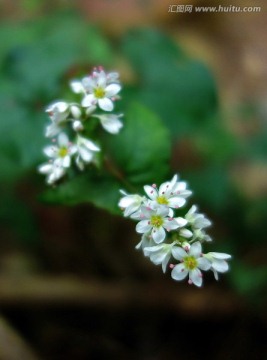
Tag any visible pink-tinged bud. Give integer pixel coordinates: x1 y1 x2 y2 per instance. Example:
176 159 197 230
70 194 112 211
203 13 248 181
188 279 192 285
152 184 157 188
169 264 175 269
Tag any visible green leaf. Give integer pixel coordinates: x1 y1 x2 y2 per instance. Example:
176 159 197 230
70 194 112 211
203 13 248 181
185 165 230 211
122 28 218 138
41 172 122 215
103 102 171 186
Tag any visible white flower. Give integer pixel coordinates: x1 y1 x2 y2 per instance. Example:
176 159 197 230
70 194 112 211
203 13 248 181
75 135 100 170
185 205 212 229
144 175 192 215
38 162 66 185
134 206 180 244
93 114 123 134
171 242 211 287
42 133 76 168
81 70 121 112
144 243 175 273
118 190 145 217
45 101 69 137
204 252 231 280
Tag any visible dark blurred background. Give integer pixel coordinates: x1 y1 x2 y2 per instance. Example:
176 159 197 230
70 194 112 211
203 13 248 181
0 0 267 359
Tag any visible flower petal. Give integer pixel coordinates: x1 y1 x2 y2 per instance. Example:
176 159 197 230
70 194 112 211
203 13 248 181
168 197 186 208
212 259 229 273
209 252 232 260
99 114 123 134
144 185 158 200
189 268 203 287
197 257 211 271
81 94 95 107
152 226 165 243
171 246 187 260
105 84 121 97
171 264 188 281
98 98 114 111
136 220 151 234
189 242 202 258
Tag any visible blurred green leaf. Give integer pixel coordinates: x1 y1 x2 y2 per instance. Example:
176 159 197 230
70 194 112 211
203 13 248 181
185 165 230 211
41 172 121 214
103 102 171 185
122 28 218 138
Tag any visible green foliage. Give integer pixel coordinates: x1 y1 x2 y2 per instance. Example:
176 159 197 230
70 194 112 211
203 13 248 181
41 172 122 214
122 28 218 138
102 102 171 186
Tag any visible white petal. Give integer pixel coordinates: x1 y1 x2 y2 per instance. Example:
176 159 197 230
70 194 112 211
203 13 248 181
136 220 151 234
38 163 53 174
163 219 179 231
162 254 171 273
79 147 93 162
209 252 232 260
70 81 84 94
97 71 107 87
175 217 188 227
152 226 165 243
156 206 169 217
189 268 203 287
81 138 100 151
144 185 158 200
98 98 114 111
197 257 211 271
58 133 69 147
212 259 229 273
150 252 167 265
81 94 95 107
62 155 71 168
168 197 186 208
99 115 123 134
105 84 121 97
171 264 188 281
43 146 56 158
45 123 61 137
171 246 187 260
189 242 202 257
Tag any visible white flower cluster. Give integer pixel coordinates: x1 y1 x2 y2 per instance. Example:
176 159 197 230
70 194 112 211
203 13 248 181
119 175 231 287
38 67 123 184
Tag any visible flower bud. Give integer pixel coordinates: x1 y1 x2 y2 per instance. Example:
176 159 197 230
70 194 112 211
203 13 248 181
72 120 84 132
70 105 82 119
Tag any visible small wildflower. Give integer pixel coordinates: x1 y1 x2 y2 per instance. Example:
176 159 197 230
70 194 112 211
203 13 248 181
204 252 231 280
75 135 100 170
171 242 211 287
134 206 179 244
81 69 121 111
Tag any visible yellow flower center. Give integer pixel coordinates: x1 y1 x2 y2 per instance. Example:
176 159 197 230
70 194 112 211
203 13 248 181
184 256 198 270
58 147 68 158
157 196 169 205
150 215 164 228
94 87 105 99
